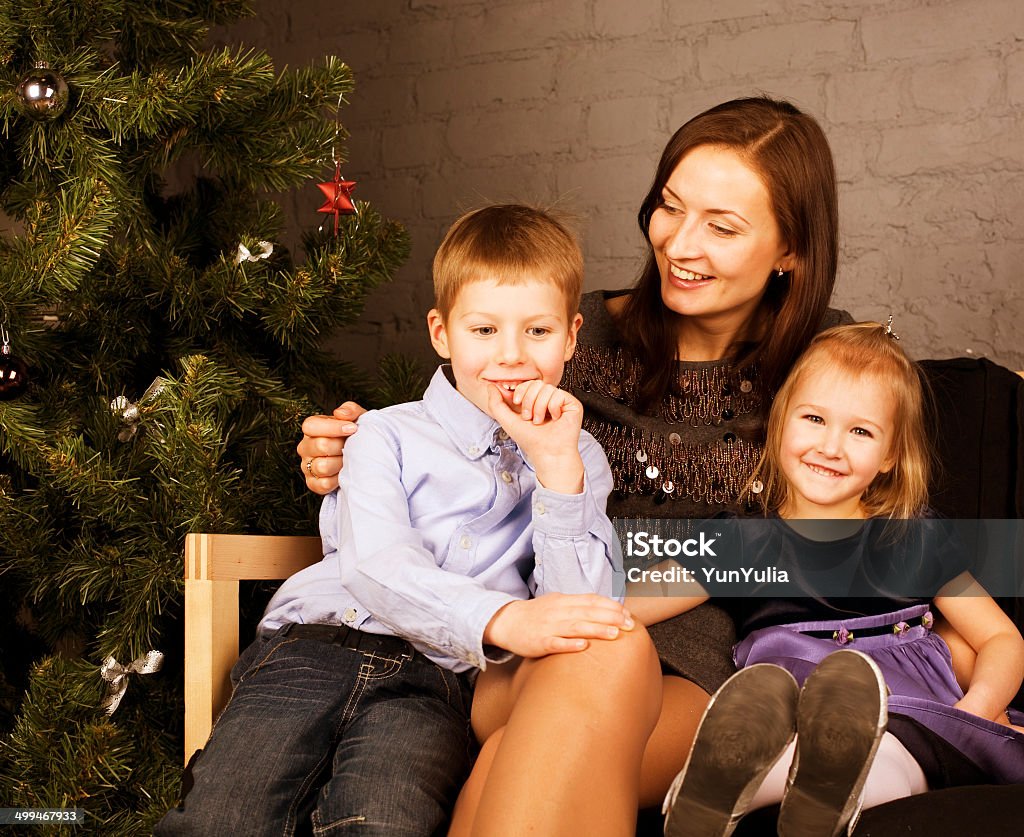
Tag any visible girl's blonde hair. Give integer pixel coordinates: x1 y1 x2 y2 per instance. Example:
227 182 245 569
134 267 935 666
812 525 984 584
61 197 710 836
748 322 931 519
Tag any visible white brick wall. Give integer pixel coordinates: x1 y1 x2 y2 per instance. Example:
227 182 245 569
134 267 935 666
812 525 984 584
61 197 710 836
219 0 1024 374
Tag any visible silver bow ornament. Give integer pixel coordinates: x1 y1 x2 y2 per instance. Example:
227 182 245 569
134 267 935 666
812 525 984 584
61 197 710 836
110 377 168 441
100 650 164 715
235 240 274 264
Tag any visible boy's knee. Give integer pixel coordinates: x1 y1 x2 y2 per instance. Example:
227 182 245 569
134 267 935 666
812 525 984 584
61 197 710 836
156 795 261 836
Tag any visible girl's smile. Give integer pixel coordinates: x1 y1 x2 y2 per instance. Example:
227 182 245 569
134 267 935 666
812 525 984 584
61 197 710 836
778 365 896 519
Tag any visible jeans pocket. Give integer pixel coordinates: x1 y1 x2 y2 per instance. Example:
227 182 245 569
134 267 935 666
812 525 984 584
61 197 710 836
357 652 405 680
440 666 473 717
229 634 270 686
234 633 307 687
311 809 366 836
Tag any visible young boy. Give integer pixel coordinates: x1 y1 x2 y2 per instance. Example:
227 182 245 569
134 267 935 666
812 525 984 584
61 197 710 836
157 204 628 836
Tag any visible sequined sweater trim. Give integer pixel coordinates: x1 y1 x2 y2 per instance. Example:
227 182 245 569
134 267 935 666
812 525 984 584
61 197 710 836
564 292 852 516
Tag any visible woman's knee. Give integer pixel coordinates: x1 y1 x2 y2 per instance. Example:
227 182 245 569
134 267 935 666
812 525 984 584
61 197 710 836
478 626 662 738
587 622 661 683
547 623 662 716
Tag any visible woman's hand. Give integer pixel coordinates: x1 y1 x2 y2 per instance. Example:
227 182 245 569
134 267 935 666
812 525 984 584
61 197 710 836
297 402 366 494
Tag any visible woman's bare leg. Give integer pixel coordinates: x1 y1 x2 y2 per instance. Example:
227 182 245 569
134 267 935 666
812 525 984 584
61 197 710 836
636 674 713 808
449 659 522 836
451 625 663 837
449 727 504 837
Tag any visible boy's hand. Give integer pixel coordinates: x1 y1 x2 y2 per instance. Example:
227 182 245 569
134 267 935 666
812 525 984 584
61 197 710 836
486 382 585 494
483 593 634 658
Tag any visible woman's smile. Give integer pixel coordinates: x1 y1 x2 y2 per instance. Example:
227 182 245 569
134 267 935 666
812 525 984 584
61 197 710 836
648 145 792 349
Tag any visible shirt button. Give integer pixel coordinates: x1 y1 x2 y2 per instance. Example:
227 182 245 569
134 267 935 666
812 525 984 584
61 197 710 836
496 430 509 441
534 501 546 515
342 608 357 623
468 445 480 456
460 536 472 549
500 470 512 483
467 654 481 667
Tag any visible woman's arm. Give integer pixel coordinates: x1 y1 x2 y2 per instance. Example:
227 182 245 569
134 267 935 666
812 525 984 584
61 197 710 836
624 559 709 626
297 402 366 494
934 572 1024 724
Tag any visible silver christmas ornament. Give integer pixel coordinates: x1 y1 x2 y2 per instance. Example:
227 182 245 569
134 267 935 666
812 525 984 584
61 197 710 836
0 326 29 400
17 63 69 119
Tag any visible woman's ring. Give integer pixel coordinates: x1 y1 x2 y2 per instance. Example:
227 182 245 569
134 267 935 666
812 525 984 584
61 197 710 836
305 458 315 476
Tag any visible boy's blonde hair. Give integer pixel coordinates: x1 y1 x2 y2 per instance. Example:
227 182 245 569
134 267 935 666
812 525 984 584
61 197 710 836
432 204 583 320
749 322 932 519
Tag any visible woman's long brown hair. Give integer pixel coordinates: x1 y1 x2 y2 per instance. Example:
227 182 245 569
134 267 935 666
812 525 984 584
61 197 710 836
619 96 839 412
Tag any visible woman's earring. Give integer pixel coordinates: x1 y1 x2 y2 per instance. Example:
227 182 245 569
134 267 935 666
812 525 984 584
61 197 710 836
776 267 785 278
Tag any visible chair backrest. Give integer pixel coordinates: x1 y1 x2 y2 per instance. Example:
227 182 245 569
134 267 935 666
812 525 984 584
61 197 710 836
183 533 322 764
921 360 1024 518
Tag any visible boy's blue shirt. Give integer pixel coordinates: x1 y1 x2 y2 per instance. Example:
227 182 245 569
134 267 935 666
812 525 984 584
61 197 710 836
260 365 622 673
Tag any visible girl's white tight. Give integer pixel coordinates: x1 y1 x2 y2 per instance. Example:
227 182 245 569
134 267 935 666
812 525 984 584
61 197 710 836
748 732 929 810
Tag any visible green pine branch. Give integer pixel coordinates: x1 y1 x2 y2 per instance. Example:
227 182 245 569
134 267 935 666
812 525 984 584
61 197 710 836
0 2 411 830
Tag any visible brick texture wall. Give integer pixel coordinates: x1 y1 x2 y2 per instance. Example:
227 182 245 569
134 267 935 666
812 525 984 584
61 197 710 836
219 0 1024 376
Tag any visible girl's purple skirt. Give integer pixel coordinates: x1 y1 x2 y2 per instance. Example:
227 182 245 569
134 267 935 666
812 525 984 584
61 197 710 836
733 603 1024 784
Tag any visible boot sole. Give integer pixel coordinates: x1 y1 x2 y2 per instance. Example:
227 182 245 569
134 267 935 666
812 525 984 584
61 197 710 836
778 650 887 837
664 664 799 837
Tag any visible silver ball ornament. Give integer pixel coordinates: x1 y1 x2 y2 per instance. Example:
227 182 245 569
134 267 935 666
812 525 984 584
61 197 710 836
17 63 69 119
0 344 29 400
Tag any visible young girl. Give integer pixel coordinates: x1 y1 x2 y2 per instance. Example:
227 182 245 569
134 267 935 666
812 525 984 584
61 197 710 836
627 322 1024 837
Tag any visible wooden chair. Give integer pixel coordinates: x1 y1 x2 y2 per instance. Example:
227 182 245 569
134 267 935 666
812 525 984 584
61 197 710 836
183 533 322 764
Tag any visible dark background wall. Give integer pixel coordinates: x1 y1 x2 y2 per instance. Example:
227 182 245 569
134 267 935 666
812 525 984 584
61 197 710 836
219 0 1024 375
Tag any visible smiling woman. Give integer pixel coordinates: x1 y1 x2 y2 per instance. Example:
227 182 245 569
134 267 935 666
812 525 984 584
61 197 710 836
647 145 794 358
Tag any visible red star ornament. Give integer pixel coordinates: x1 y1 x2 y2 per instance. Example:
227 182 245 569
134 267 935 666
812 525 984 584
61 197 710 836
317 164 357 234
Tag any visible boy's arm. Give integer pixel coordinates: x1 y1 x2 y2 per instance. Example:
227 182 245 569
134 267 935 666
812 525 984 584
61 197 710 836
487 382 584 493
529 432 621 598
486 384 620 598
333 415 630 666
333 416 516 669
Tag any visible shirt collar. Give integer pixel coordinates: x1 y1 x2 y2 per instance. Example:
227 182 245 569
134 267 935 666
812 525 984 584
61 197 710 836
423 366 509 460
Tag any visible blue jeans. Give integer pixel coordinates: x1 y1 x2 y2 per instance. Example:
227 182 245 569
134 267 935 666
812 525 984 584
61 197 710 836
156 624 475 836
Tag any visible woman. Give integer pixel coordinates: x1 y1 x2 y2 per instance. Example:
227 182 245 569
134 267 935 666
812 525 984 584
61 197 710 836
298 97 849 835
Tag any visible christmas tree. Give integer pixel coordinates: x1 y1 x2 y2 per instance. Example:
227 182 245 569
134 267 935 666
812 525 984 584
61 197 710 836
0 2 410 832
